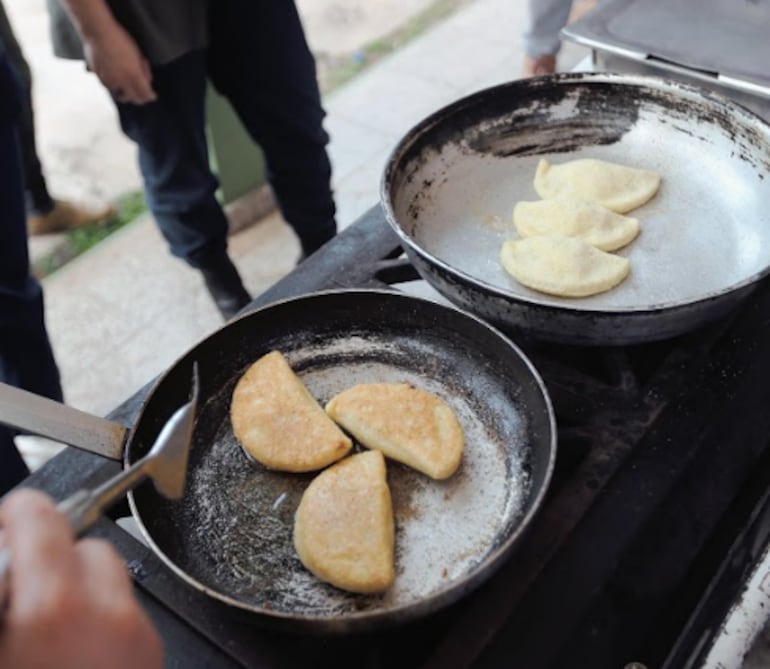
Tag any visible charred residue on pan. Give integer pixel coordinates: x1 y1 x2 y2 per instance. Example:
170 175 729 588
465 81 639 158
637 80 770 173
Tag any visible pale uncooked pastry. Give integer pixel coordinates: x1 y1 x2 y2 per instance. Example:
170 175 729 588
293 450 395 594
534 158 661 213
513 197 640 252
326 383 464 480
231 350 352 472
500 235 630 297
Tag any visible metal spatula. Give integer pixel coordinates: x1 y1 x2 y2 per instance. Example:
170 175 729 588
0 363 199 605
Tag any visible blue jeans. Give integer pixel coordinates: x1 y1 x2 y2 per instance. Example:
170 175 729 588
0 52 63 493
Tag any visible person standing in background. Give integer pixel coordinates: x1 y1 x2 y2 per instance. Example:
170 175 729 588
47 0 338 320
0 38 64 495
0 0 113 235
521 0 574 76
521 0 600 77
207 0 338 262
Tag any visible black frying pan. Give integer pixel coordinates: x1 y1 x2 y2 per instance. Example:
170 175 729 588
0 289 556 634
381 72 770 345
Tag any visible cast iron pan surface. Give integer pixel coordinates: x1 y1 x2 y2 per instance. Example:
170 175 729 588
381 72 770 345
126 290 556 633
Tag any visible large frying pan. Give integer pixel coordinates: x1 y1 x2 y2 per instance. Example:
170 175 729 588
381 72 770 345
0 290 556 634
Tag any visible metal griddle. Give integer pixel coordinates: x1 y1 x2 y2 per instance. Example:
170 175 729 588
563 0 770 118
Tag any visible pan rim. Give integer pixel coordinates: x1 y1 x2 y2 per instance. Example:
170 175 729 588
126 288 558 632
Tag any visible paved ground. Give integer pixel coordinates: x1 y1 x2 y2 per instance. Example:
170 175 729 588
8 0 591 468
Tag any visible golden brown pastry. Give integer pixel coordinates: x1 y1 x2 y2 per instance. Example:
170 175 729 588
230 350 352 472
325 383 464 480
293 450 395 594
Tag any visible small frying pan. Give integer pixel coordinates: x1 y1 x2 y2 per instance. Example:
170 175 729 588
0 289 556 634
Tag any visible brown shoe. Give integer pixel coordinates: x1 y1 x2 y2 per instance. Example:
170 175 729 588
27 199 115 235
521 54 558 78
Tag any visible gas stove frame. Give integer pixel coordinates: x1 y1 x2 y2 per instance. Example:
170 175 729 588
24 205 770 668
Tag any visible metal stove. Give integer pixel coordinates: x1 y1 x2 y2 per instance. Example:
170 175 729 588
562 0 770 121
24 204 770 668
563 3 770 664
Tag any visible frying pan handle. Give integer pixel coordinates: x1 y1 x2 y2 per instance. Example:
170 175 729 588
0 382 126 461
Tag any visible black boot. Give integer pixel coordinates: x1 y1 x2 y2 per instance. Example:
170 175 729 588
298 220 337 260
198 252 251 320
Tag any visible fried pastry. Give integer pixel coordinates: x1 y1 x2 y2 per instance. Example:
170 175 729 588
293 450 395 594
325 383 464 480
231 350 352 472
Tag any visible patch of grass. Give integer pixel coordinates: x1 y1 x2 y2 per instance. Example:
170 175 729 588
33 191 147 279
67 191 146 254
318 0 476 93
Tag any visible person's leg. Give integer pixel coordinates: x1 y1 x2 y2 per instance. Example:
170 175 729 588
114 50 249 319
0 0 54 216
208 0 336 258
0 87 63 494
0 1 113 234
522 0 574 76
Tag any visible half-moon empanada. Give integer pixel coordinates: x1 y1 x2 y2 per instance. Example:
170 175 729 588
534 158 661 213
293 450 395 594
325 383 463 480
231 350 352 472
513 197 640 251
500 235 630 297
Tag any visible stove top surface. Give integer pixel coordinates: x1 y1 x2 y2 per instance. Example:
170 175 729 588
26 206 770 668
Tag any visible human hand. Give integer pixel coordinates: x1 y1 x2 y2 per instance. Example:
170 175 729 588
0 489 163 669
82 20 157 105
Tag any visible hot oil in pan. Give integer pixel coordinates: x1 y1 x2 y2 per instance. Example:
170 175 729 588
171 333 533 619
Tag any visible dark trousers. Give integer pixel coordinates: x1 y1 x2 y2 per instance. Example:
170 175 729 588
0 99 63 495
0 0 54 216
115 50 230 267
115 0 336 266
209 0 336 255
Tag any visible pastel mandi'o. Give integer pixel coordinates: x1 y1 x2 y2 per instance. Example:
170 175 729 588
293 450 395 594
500 235 630 298
325 382 464 480
513 197 640 252
533 158 661 213
231 350 352 472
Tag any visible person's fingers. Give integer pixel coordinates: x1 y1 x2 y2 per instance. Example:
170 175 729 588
74 538 134 601
138 58 158 102
0 490 77 617
116 61 156 105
